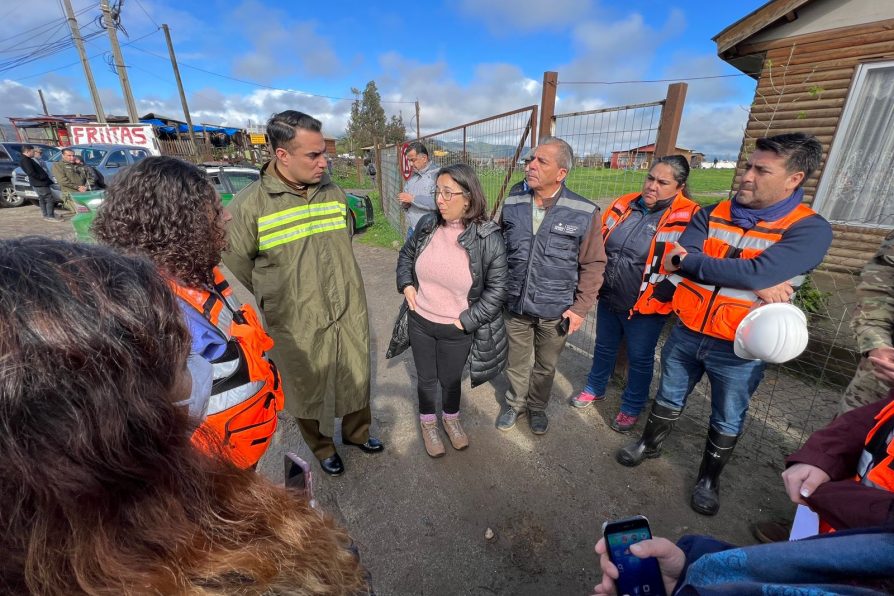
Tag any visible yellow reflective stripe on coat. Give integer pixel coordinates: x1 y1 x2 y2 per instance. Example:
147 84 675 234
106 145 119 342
258 216 347 250
257 202 346 232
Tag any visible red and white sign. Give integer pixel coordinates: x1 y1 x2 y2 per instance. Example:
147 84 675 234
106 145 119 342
400 142 413 181
65 124 161 155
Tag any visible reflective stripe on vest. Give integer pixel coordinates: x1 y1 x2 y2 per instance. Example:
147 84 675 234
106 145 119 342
672 200 816 341
170 267 284 468
602 191 699 316
256 201 347 251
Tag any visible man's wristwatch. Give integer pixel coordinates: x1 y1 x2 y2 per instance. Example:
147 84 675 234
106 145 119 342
671 254 683 268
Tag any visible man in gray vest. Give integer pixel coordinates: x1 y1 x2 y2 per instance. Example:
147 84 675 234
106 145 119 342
398 141 438 239
498 136 607 434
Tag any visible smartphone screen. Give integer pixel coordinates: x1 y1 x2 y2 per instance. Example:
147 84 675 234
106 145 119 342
603 516 666 596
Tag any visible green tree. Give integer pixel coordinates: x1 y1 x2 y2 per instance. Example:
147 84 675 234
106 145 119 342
345 81 386 149
385 114 406 144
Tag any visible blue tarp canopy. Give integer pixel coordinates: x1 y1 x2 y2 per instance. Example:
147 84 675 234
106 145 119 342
177 123 240 136
139 118 177 134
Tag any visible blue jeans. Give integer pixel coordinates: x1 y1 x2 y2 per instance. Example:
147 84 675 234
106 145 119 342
584 301 669 415
656 323 766 435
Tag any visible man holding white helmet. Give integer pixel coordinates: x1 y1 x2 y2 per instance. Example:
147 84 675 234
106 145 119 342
616 133 833 516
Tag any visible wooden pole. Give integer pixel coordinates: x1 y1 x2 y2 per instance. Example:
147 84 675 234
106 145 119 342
415 100 420 139
654 82 688 159
162 24 199 158
100 0 139 122
38 89 50 115
62 0 105 123
538 71 558 143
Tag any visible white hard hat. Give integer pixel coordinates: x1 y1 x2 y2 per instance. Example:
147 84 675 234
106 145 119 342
734 303 808 364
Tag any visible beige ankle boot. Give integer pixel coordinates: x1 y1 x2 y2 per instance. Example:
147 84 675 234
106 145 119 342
442 416 469 450
420 418 445 458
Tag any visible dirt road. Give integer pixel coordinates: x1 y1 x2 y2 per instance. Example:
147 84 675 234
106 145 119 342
1 205 794 595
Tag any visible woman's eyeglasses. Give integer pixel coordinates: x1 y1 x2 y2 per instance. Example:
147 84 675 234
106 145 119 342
433 188 467 201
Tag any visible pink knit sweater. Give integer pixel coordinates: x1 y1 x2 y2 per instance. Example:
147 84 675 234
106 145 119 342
414 220 472 325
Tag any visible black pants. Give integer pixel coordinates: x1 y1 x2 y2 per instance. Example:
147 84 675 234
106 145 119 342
35 186 54 218
408 310 473 415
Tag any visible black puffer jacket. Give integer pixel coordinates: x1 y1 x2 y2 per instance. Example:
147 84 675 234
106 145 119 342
386 214 508 387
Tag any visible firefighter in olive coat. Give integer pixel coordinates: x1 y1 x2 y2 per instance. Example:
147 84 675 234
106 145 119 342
223 111 383 477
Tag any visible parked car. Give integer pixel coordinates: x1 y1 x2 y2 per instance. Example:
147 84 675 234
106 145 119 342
13 143 151 207
69 164 374 241
0 142 59 207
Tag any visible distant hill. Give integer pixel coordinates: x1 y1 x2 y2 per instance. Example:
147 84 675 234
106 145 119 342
432 139 519 158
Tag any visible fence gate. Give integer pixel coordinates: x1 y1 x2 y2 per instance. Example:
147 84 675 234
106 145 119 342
376 105 538 236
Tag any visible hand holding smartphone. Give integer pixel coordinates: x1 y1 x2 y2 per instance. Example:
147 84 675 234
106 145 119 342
601 515 666 596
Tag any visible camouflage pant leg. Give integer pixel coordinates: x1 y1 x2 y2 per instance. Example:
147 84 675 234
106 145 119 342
839 356 891 413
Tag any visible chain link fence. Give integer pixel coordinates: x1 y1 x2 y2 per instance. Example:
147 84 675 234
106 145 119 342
375 106 537 236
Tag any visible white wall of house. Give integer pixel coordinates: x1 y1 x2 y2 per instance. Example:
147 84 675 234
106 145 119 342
749 0 894 44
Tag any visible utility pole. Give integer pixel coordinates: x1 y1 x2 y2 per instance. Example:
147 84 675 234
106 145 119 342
62 0 105 123
162 24 198 157
38 89 50 115
415 100 420 139
101 0 139 123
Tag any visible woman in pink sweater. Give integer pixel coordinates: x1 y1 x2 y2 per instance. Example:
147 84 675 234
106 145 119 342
389 164 508 457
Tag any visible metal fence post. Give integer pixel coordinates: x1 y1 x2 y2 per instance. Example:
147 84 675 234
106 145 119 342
538 71 558 142
653 82 688 159
375 143 383 209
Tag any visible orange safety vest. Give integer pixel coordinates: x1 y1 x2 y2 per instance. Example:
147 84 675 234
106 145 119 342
171 267 284 469
602 191 700 316
858 398 894 492
671 199 816 341
817 398 894 533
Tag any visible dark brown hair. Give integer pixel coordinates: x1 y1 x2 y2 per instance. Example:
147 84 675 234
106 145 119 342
0 238 367 595
435 163 488 227
92 156 226 289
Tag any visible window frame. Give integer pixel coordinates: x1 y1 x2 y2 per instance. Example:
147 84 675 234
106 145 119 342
812 60 894 227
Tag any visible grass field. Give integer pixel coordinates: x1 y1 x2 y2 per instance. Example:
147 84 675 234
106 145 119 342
480 166 735 207
347 165 737 249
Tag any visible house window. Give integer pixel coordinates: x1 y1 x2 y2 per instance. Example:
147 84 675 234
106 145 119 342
813 61 894 226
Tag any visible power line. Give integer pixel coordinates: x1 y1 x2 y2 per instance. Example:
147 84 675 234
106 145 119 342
132 0 160 29
126 42 417 105
11 27 161 82
0 4 92 50
559 73 757 85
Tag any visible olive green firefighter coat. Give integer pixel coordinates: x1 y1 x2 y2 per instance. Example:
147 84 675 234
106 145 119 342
222 161 370 437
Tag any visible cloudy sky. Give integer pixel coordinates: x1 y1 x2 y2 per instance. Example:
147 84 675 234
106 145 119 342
1 0 767 159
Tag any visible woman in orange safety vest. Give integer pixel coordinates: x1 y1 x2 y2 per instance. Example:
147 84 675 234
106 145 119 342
92 157 283 469
572 155 699 432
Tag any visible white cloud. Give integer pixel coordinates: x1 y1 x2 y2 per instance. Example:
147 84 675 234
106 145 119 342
228 2 342 82
457 0 594 34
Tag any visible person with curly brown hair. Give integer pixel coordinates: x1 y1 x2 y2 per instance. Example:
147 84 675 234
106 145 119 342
0 237 370 594
93 156 284 469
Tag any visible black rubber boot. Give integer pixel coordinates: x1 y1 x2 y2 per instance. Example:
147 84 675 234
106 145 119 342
690 427 739 516
616 402 681 467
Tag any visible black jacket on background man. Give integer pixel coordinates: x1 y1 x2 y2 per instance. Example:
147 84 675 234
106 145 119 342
19 155 52 188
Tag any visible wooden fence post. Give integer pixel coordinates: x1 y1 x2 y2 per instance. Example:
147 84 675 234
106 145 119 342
654 82 688 159
538 71 558 143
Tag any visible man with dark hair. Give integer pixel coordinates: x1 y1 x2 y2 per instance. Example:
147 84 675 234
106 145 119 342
617 132 833 517
19 145 58 222
223 110 383 477
398 140 437 238
52 147 89 213
498 136 606 435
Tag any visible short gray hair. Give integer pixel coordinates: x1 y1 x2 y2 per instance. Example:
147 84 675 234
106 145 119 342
537 136 573 171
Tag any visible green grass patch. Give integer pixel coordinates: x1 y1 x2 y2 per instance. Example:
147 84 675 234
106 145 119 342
476 166 734 208
357 191 403 250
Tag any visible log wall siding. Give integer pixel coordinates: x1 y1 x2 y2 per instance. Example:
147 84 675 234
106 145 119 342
731 18 894 274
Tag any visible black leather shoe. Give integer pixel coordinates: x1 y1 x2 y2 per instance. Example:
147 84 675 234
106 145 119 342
319 453 344 476
343 437 385 453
